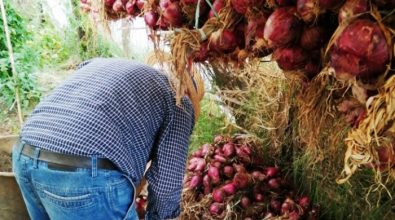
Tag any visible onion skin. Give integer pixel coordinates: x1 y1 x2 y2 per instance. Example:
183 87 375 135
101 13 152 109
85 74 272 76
273 47 308 71
330 19 390 79
264 7 302 47
338 0 369 23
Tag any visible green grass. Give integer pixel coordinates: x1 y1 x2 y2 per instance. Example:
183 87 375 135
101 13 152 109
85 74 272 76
188 94 228 153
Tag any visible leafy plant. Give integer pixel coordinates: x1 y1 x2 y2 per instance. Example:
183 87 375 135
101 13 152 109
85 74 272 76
0 1 41 112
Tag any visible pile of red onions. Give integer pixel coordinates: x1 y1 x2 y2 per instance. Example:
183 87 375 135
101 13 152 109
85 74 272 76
183 135 319 219
103 0 145 16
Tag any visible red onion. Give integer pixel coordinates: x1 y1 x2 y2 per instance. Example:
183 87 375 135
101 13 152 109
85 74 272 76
209 29 238 53
105 0 116 7
189 175 203 188
273 47 308 71
233 163 246 173
222 182 237 195
203 174 212 194
270 199 282 213
159 0 171 8
245 12 268 48
211 161 222 168
338 0 369 23
214 148 223 155
233 172 250 189
300 26 327 50
121 0 128 5
298 195 311 210
208 166 221 184
157 17 168 30
214 135 225 143
268 178 281 189
297 0 319 23
264 7 302 47
265 167 280 178
188 157 199 171
252 171 266 181
192 149 203 158
144 11 159 29
223 165 235 178
281 201 292 214
209 0 224 18
231 0 251 14
113 0 124 12
212 188 226 202
330 19 390 80
125 1 136 15
162 1 183 27
304 60 321 78
254 193 264 202
195 158 206 171
214 154 227 163
240 196 251 208
136 0 145 10
222 143 235 158
288 211 301 220
377 146 395 168
209 202 224 216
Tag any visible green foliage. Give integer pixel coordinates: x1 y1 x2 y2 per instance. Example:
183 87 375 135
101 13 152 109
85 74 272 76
0 1 41 111
189 95 228 153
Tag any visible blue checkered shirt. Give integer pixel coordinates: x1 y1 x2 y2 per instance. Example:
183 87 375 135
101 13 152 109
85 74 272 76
21 58 195 219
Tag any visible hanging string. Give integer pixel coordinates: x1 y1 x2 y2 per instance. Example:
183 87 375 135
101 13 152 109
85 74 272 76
0 0 24 128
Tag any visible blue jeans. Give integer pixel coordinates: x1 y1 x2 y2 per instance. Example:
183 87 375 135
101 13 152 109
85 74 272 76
12 142 138 220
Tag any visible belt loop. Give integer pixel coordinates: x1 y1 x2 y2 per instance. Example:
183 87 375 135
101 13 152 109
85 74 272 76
91 155 97 177
16 140 25 161
33 147 40 169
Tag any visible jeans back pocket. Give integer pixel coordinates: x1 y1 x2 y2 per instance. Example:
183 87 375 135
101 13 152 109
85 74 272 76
39 187 96 210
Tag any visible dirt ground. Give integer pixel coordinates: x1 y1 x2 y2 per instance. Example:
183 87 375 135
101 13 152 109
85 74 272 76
0 152 12 172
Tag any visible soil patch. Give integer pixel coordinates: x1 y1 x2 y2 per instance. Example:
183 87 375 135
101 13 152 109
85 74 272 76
0 152 12 172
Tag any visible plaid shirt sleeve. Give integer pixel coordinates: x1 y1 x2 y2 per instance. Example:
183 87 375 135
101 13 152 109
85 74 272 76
145 97 195 220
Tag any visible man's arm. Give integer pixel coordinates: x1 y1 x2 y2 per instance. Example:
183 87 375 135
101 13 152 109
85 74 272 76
145 98 195 220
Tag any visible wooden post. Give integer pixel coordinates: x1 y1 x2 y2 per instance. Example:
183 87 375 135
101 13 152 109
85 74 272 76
0 0 23 128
